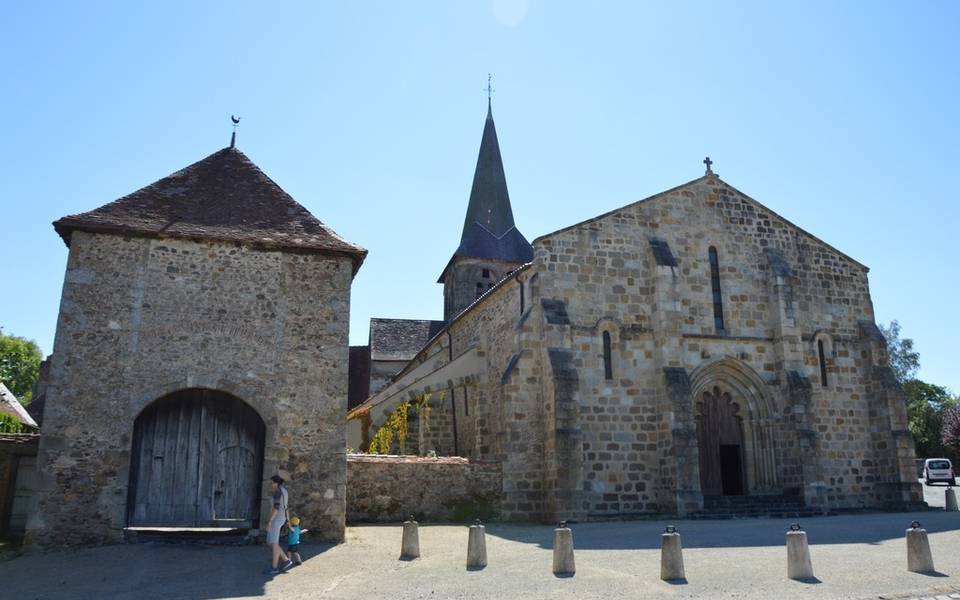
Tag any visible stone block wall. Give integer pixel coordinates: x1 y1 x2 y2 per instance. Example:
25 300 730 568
30 232 353 547
346 454 501 522
530 175 918 514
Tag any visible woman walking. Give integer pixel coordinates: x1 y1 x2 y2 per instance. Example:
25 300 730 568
265 474 293 575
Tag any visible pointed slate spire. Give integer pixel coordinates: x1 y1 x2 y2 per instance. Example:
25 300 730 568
461 102 516 239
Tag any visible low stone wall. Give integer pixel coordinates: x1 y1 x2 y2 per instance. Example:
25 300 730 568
347 454 502 523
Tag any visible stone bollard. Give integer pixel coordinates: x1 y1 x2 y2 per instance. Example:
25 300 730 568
400 515 420 560
946 488 959 512
906 521 935 573
552 521 576 576
660 525 686 582
467 519 488 569
786 523 815 581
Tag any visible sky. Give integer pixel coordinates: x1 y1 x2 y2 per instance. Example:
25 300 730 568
1 1 958 392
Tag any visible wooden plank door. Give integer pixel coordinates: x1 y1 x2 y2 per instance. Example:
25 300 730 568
129 393 203 527
128 389 264 528
697 389 744 497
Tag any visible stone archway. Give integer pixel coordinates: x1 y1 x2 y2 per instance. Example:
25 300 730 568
126 388 265 528
691 359 781 496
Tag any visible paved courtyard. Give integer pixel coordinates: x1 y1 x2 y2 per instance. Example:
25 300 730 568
2 504 960 600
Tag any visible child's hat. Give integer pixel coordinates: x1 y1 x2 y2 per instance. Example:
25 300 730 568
291 516 301 525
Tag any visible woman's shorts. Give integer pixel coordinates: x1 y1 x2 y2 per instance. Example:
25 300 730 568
266 517 284 545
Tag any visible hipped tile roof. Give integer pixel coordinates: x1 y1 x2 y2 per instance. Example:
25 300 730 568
53 146 367 274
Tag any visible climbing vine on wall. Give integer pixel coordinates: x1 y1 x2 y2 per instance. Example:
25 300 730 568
367 400 410 454
364 392 442 455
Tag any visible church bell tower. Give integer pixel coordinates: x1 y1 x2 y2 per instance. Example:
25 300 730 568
438 97 533 322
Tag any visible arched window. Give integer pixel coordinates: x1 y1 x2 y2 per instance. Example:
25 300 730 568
708 246 725 331
602 331 613 380
817 339 828 387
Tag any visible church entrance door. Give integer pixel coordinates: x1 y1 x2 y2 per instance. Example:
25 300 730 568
697 387 746 496
127 389 265 528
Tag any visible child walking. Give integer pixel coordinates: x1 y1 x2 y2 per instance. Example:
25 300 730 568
287 516 308 565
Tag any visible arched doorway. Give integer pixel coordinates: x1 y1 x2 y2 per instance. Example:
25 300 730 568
127 389 265 528
696 387 746 496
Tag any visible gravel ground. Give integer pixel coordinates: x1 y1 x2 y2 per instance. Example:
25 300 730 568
2 509 959 600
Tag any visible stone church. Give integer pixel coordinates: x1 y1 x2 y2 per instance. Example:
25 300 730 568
348 101 923 521
30 97 922 548
30 144 365 546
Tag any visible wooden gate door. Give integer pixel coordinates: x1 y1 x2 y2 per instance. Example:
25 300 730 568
128 389 265 528
696 387 746 496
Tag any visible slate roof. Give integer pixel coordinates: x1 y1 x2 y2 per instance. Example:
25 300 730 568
53 146 367 274
0 383 38 429
369 318 445 362
440 103 533 281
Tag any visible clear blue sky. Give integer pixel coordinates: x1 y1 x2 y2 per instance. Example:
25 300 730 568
1 1 957 392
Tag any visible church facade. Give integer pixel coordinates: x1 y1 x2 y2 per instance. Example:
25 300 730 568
348 105 922 521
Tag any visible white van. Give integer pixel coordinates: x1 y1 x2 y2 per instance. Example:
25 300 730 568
923 458 956 486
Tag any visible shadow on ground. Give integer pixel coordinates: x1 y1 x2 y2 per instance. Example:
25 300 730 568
0 539 337 600
478 510 960 550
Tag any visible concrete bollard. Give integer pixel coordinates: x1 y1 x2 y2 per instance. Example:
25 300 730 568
552 521 576 576
786 523 815 581
946 488 959 512
467 519 488 569
660 525 686 582
906 521 935 573
400 515 420 560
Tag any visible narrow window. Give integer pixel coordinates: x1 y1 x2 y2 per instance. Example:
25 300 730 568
475 282 483 298
603 331 613 380
709 246 725 331
817 339 828 387
463 387 469 416
482 268 490 279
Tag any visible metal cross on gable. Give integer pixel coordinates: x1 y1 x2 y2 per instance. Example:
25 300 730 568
485 73 495 101
703 156 714 174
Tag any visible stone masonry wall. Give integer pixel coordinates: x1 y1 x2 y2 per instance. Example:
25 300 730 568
346 454 501 522
532 175 918 514
30 232 353 547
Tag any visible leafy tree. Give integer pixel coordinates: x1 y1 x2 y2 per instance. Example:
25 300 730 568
903 380 956 458
0 329 43 405
943 404 960 455
878 320 920 384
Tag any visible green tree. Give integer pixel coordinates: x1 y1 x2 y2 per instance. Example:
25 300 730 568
0 329 43 404
904 379 957 459
878 320 920 384
943 404 960 456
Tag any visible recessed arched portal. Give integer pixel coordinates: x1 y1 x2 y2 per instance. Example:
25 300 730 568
691 358 782 497
696 387 746 496
127 388 265 528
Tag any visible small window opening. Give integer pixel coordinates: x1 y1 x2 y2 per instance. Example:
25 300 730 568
709 246 725 331
482 269 490 279
602 331 613 380
475 282 484 298
817 339 828 387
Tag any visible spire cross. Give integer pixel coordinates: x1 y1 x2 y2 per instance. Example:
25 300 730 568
703 156 713 174
484 73 495 102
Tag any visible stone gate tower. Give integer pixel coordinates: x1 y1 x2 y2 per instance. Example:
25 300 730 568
438 100 533 321
30 144 365 547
